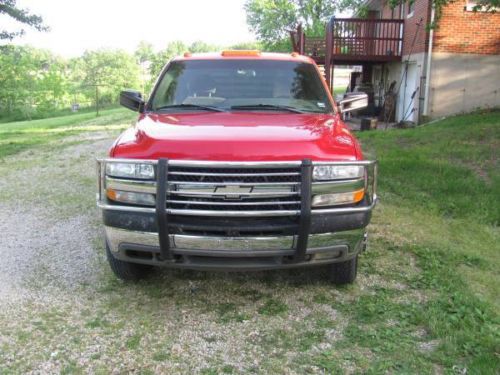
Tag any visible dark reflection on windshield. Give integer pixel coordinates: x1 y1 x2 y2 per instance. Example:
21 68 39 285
149 59 333 114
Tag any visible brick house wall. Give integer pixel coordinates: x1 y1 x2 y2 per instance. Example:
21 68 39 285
401 0 431 56
374 0 500 55
373 0 432 56
433 0 500 54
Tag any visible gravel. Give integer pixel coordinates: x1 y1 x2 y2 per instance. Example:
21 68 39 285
0 206 98 301
0 133 112 306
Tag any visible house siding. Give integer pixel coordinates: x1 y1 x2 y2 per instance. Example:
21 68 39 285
428 1 500 117
428 52 500 117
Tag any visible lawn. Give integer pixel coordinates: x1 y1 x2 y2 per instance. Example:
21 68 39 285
0 109 498 373
0 108 136 159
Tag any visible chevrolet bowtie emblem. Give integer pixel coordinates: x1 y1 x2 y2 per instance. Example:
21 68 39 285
215 185 252 199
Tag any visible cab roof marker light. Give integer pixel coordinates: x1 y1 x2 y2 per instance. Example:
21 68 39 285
221 50 261 57
291 52 299 57
183 52 192 58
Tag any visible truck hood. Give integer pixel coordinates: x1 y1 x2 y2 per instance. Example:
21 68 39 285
111 112 361 161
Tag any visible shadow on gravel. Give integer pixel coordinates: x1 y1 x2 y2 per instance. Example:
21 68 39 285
133 265 332 290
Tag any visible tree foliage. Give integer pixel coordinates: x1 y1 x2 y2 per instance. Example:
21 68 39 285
0 46 141 120
0 0 48 40
244 0 362 51
0 39 260 121
0 46 67 119
75 49 142 105
148 40 220 80
134 41 155 64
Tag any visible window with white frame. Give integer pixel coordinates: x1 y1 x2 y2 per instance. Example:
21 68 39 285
407 0 415 17
465 0 499 11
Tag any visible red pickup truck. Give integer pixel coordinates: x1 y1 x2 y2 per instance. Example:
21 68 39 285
97 50 377 284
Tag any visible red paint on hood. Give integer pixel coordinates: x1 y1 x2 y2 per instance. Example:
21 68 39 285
110 112 362 161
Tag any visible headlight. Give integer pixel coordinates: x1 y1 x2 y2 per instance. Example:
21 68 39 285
106 189 155 206
106 162 155 180
313 165 364 180
312 189 365 207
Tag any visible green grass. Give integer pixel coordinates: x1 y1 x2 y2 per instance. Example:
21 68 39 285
336 108 500 372
0 107 136 159
333 85 348 97
0 109 498 373
0 104 122 124
358 110 500 225
257 298 289 316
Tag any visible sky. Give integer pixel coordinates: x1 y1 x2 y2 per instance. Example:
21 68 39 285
2 0 256 57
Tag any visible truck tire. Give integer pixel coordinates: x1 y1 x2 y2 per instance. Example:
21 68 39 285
329 256 358 285
106 243 152 281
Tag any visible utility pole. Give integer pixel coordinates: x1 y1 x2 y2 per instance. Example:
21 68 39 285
95 84 99 117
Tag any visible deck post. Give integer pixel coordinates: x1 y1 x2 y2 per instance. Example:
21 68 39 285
298 23 304 54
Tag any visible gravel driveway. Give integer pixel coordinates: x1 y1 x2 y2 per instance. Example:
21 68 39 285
0 135 111 301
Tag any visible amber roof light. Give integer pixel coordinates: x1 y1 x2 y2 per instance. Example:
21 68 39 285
221 50 261 57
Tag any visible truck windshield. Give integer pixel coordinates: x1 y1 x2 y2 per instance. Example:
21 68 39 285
149 59 333 114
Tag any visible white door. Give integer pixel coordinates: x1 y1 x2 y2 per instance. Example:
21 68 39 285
398 63 418 122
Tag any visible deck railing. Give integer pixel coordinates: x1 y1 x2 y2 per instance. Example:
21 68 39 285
290 17 405 89
324 17 404 88
292 18 404 63
329 18 404 61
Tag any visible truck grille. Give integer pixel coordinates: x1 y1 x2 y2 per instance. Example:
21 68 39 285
166 165 302 215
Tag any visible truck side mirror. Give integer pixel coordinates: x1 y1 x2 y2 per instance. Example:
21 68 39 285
120 90 145 112
338 92 368 114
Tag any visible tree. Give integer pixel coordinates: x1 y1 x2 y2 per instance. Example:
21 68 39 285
0 45 68 119
0 0 48 40
148 41 189 80
244 0 362 51
188 40 219 53
134 41 155 64
75 49 141 106
228 41 263 50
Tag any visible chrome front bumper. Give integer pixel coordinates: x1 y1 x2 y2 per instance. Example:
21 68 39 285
105 226 366 270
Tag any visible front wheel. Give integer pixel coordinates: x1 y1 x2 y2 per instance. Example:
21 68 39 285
328 256 358 285
106 243 152 281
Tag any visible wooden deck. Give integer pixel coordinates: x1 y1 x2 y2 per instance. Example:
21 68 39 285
292 18 404 65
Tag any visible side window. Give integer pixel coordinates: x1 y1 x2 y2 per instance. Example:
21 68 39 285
465 0 499 11
151 62 188 108
407 0 415 17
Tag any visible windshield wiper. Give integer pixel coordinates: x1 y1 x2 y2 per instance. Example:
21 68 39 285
230 104 305 114
155 104 226 112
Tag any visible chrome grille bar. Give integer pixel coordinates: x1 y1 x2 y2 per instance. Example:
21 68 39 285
166 190 299 197
168 181 299 186
166 199 300 206
168 171 300 177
